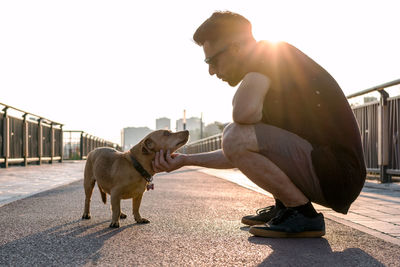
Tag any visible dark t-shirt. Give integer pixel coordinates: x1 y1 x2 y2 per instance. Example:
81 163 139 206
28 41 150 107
250 41 366 214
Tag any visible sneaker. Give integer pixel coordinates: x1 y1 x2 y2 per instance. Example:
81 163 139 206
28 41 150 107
249 208 325 238
241 205 281 226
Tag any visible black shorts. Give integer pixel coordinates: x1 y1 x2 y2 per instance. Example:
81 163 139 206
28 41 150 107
255 123 327 206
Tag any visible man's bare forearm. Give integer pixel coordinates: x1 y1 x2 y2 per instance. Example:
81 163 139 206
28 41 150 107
183 149 234 169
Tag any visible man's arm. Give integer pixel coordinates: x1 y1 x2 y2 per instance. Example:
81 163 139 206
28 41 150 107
152 149 234 173
232 72 270 124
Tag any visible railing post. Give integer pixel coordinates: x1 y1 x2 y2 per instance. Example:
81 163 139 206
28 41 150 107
38 118 42 165
22 113 28 166
80 132 84 160
59 126 63 162
50 123 54 164
3 107 9 168
378 90 390 183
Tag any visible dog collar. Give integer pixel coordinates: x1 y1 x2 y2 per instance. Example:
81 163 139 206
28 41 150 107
129 154 153 183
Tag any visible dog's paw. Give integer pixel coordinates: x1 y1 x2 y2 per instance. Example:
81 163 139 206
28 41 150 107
136 218 150 224
120 213 127 219
82 213 91 220
109 222 120 228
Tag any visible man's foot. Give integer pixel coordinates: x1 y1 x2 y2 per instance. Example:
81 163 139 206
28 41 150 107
241 205 281 226
249 208 325 238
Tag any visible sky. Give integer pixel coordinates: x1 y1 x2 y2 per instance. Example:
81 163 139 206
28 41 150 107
1 0 399 144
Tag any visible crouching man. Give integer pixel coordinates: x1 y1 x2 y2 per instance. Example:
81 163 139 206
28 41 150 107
153 11 366 238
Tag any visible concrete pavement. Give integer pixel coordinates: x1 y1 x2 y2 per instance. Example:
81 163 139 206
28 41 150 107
198 168 400 247
0 162 400 266
0 161 85 208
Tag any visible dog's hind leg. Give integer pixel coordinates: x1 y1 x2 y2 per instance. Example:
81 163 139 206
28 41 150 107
82 162 95 220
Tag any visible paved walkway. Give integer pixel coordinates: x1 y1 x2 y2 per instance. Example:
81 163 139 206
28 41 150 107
1 162 400 266
0 161 85 207
1 162 400 247
194 167 400 246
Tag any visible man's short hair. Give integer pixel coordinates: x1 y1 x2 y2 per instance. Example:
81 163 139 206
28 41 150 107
193 11 253 46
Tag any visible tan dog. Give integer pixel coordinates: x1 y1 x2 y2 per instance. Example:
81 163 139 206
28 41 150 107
82 129 189 228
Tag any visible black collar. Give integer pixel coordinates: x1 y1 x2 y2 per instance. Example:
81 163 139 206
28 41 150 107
129 154 153 183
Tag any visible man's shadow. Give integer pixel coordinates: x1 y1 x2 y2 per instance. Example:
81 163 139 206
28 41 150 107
247 233 385 266
0 219 142 266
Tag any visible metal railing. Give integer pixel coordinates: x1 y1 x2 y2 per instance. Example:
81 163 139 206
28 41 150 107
181 78 400 183
63 130 122 160
182 133 222 154
1 103 122 167
349 79 400 182
0 102 63 167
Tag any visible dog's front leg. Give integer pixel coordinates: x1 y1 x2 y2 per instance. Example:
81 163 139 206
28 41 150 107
110 192 122 228
132 193 149 224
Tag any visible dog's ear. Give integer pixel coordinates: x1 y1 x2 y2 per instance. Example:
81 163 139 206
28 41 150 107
142 138 154 154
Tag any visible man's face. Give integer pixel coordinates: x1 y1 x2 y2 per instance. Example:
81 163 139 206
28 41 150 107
203 40 243 87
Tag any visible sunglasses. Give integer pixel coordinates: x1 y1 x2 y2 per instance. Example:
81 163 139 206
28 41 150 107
204 44 231 67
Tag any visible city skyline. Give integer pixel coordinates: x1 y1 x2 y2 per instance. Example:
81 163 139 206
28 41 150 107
121 116 225 147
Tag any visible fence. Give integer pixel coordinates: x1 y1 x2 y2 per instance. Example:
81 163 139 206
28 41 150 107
0 102 63 167
347 79 400 182
63 130 122 160
181 78 400 183
182 134 222 154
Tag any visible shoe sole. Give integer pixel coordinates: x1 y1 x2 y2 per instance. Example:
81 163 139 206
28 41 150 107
249 226 325 238
241 218 268 226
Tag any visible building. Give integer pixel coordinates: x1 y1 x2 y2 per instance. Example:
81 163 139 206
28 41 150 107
176 117 204 141
364 96 378 104
176 116 203 132
156 117 171 130
121 127 152 151
204 121 228 137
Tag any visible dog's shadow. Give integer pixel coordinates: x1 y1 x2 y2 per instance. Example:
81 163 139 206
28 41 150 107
0 218 141 266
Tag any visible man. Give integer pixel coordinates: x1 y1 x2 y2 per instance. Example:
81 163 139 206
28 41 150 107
152 11 366 238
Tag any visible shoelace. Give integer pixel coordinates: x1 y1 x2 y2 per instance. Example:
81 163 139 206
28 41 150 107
270 208 297 225
256 205 275 214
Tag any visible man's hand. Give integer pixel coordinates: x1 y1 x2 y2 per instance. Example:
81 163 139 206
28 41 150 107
152 149 186 173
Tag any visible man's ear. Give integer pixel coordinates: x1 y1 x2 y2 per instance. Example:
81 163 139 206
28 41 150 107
142 138 154 154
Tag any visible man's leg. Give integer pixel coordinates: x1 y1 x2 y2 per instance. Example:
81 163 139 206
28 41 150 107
222 123 325 237
222 123 308 207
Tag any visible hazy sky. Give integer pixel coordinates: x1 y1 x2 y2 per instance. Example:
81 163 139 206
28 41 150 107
1 0 399 144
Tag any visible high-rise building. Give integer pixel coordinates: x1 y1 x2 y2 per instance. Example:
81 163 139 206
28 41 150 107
176 116 202 131
176 117 204 141
121 126 152 151
156 117 171 130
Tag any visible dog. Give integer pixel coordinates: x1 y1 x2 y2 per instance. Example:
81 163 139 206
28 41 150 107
82 129 189 228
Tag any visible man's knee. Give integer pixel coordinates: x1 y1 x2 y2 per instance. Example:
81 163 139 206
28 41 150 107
222 123 257 160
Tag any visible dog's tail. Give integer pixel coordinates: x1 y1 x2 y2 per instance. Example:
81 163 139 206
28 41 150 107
98 184 107 204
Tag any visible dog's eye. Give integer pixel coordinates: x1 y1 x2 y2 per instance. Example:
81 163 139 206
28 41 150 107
163 131 171 136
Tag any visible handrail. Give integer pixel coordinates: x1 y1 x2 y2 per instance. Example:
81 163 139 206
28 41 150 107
184 133 222 146
63 130 122 160
346 78 400 99
0 102 63 126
